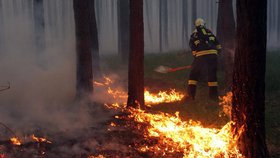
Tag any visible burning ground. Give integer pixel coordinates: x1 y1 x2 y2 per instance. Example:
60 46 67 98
0 74 245 157
3 74 249 158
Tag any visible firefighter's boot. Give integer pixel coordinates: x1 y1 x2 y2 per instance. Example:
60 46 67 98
188 85 196 100
182 85 196 103
181 85 196 103
209 86 218 101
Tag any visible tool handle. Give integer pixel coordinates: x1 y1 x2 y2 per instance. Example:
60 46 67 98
167 65 192 72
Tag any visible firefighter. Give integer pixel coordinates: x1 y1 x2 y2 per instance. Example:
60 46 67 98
184 18 222 101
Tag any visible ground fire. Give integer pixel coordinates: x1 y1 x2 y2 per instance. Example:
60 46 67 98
9 137 21 146
93 76 245 157
0 76 244 157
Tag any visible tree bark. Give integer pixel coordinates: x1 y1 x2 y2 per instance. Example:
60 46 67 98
127 0 144 108
232 0 269 157
159 0 162 53
278 1 280 41
117 0 130 64
89 0 101 80
191 0 197 30
95 0 101 31
216 0 235 89
33 0 46 62
159 0 168 53
145 0 153 49
182 0 188 49
73 0 93 99
0 0 3 51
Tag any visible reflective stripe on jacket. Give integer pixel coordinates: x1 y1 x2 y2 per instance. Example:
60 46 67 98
189 26 221 57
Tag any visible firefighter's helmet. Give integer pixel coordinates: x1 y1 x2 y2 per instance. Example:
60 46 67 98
195 18 205 27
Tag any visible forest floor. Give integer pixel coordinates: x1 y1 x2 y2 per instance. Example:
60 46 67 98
1 51 278 157
101 50 280 157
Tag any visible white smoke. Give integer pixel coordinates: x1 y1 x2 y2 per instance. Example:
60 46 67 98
0 1 112 135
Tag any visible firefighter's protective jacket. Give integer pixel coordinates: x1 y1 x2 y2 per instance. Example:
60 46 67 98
189 26 222 57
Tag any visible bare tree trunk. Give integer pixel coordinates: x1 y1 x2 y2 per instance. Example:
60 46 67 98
33 0 46 67
191 0 197 30
278 0 280 41
216 0 235 90
159 0 162 53
145 0 153 49
159 0 168 53
127 0 144 108
0 0 3 51
89 0 101 80
117 0 130 64
232 0 269 157
182 0 188 49
95 0 101 31
73 0 93 99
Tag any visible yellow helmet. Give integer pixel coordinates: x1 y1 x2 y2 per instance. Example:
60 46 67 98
195 18 205 27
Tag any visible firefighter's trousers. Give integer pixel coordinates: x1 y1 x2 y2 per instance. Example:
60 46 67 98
187 54 218 99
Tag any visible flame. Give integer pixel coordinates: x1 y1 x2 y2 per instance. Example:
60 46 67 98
31 134 52 144
94 76 184 107
87 155 105 158
10 137 21 146
110 122 116 127
94 76 113 86
129 108 244 157
144 89 184 106
107 87 128 99
94 76 244 157
219 92 233 118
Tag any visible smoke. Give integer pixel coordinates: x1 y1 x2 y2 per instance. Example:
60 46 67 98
92 73 128 105
0 3 112 136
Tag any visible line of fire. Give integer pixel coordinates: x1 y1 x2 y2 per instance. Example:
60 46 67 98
0 0 276 158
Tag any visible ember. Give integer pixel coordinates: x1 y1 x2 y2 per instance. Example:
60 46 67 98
9 137 21 146
31 134 52 144
87 155 105 158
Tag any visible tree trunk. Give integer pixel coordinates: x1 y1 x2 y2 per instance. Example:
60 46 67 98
33 0 46 67
159 0 168 53
145 0 153 49
182 0 188 49
89 0 101 80
216 0 235 90
232 0 269 157
0 0 3 51
73 0 93 99
159 0 162 53
191 0 197 30
117 0 130 64
95 0 101 31
127 0 144 108
278 0 280 41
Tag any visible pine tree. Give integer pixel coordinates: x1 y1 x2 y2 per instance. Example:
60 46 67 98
232 0 270 157
216 0 235 89
127 0 144 108
73 0 93 99
117 0 130 63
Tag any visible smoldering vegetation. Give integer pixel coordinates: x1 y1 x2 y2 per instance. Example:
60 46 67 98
0 5 128 157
